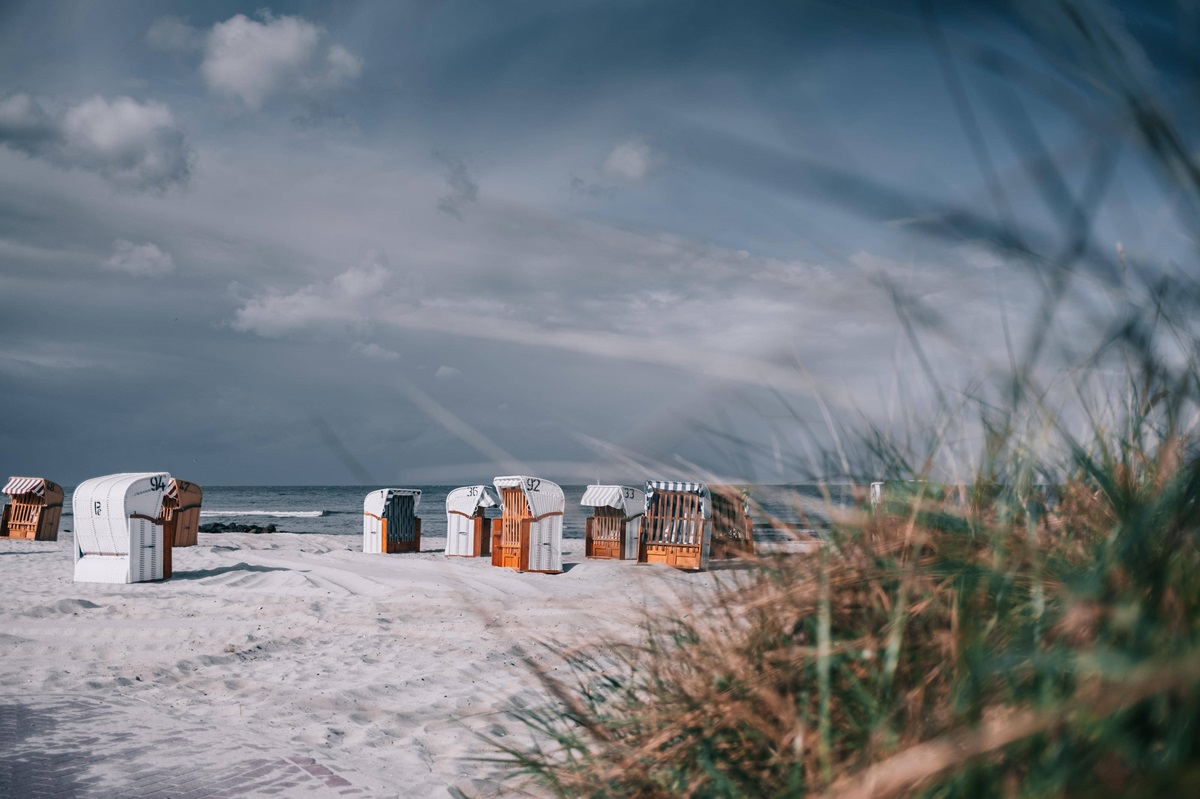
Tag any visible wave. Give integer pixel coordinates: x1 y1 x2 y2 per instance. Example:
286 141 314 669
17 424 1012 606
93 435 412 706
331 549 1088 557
200 510 329 518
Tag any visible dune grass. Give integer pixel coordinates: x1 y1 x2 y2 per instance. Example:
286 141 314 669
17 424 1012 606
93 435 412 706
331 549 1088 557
491 350 1200 797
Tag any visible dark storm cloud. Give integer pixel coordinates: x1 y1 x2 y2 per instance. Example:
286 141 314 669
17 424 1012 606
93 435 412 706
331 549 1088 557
0 92 192 192
433 151 478 220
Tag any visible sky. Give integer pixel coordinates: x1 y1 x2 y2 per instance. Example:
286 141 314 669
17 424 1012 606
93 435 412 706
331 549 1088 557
0 1 1195 486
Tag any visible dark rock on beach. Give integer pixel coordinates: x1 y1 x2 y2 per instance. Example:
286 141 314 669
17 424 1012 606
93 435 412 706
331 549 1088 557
198 522 279 534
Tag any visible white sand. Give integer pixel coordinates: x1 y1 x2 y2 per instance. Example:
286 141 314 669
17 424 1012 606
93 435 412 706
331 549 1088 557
0 532 734 797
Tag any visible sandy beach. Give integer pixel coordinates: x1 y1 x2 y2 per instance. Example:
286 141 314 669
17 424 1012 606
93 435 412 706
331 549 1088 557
0 531 730 798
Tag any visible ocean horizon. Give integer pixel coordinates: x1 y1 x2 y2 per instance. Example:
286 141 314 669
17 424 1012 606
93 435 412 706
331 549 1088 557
57 483 855 539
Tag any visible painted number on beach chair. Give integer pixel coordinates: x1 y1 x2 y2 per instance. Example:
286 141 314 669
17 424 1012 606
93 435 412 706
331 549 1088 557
623 488 636 499
149 475 166 491
94 501 102 516
525 478 541 492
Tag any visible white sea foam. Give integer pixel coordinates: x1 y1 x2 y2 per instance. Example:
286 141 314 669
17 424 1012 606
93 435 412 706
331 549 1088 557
201 510 327 518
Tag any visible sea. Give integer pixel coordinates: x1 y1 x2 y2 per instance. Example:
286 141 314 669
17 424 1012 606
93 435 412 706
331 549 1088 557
61 485 858 540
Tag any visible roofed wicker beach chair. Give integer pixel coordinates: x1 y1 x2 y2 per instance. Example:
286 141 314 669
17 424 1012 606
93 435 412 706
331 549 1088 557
72 472 172 583
638 480 712 570
709 485 755 559
581 484 645 560
445 484 498 557
160 478 203 548
363 489 422 553
1 477 64 541
491 476 564 573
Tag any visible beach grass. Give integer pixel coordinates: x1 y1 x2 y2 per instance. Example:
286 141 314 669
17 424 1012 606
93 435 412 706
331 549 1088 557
490 327 1200 797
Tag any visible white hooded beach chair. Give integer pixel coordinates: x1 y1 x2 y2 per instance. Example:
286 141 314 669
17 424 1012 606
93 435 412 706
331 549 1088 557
638 480 712 571
73 472 172 584
445 485 499 557
492 476 564 573
581 484 645 560
363 489 422 554
1 477 64 541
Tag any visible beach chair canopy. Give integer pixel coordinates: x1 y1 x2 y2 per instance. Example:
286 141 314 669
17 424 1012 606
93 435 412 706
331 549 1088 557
446 485 499 516
3 477 48 497
580 485 645 518
493 475 564 518
165 479 193 501
364 488 422 517
73 472 171 555
644 480 711 519
72 472 171 583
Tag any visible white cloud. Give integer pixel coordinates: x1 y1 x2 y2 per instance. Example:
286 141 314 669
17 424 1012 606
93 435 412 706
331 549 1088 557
434 365 462 380
226 224 889 396
352 342 401 361
103 240 175 277
0 93 191 192
201 12 363 110
146 16 203 52
231 252 394 338
603 136 654 182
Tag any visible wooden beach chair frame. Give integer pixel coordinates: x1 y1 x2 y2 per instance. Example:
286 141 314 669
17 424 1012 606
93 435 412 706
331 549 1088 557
709 485 755 559
1 477 64 541
160 479 203 548
638 481 712 571
491 476 564 574
581 484 645 560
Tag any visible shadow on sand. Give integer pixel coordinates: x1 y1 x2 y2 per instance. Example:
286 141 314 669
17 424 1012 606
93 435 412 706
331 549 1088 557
172 562 291 580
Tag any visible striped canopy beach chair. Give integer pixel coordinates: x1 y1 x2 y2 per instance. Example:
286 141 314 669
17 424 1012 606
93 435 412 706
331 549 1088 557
581 484 645 560
445 485 498 557
491 476 564 573
1 477 64 541
72 472 172 584
363 489 422 554
638 480 712 570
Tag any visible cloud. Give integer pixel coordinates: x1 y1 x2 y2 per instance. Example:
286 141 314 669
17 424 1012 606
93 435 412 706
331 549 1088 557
200 11 363 110
231 251 395 338
603 136 654 181
102 240 175 277
434 365 462 380
434 151 479 219
146 16 203 53
0 93 191 192
566 174 613 199
352 342 401 361
225 223 887 396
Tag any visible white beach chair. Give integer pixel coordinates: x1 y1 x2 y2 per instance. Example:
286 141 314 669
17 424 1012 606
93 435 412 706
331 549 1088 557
72 472 172 583
363 489 422 553
445 485 498 557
